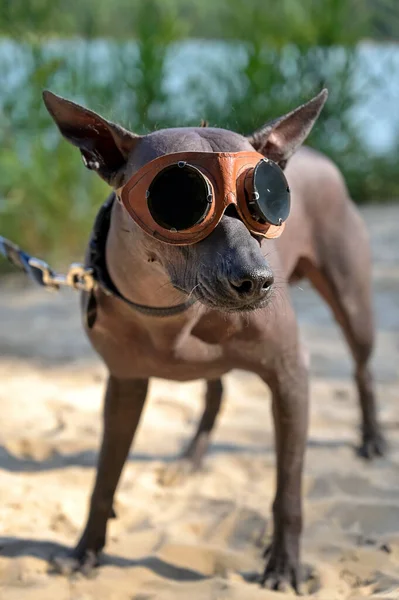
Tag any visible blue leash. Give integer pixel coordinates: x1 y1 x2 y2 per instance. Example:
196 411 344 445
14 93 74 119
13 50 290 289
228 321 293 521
0 235 94 291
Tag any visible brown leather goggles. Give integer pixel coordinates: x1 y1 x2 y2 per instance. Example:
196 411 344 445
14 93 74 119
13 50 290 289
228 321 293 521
118 151 290 245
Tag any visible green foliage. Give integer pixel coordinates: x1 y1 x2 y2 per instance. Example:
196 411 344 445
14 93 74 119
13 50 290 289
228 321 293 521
0 141 106 262
0 0 398 266
0 0 396 41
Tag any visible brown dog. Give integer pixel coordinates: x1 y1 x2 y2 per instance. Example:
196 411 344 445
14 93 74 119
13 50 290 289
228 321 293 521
43 88 385 591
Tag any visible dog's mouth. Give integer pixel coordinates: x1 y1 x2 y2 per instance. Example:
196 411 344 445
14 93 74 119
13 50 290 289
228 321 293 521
173 281 272 313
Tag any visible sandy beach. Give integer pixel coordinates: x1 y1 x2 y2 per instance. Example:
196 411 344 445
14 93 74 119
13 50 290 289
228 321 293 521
0 204 398 600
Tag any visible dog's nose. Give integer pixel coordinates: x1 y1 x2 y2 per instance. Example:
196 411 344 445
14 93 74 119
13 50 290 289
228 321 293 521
228 268 274 300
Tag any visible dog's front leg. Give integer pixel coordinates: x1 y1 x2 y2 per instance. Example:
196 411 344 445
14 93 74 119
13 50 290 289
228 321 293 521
260 347 309 593
54 375 148 574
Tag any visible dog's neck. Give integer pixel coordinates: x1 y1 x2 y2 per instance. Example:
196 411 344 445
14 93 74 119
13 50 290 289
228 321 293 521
103 200 236 354
105 200 191 311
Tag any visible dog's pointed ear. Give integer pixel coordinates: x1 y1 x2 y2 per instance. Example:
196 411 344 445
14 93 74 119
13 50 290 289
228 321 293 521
247 89 328 168
43 90 140 186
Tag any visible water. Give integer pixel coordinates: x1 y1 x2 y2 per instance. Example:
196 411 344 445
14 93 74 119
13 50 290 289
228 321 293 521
350 42 399 154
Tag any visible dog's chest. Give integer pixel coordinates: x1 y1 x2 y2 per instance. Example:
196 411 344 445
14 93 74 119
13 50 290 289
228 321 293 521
89 306 267 381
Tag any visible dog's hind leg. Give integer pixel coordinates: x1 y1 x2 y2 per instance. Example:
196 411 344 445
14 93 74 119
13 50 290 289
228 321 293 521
297 205 386 459
53 375 148 574
182 378 223 467
158 378 223 486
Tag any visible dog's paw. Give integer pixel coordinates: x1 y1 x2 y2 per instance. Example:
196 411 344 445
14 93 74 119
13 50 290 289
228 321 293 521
260 544 301 593
51 548 99 577
157 458 196 487
358 431 387 460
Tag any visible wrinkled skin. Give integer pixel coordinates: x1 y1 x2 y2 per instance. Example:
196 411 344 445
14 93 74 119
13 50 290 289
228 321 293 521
43 89 385 593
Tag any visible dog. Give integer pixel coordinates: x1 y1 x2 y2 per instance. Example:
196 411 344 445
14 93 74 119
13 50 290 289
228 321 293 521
42 88 385 591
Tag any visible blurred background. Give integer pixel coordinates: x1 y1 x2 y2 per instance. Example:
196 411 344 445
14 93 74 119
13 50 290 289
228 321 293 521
0 0 398 264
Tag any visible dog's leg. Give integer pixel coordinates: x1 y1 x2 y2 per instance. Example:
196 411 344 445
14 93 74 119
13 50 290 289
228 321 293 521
158 379 223 486
354 358 385 458
296 222 386 459
260 347 309 593
182 378 223 468
309 262 385 457
53 375 148 574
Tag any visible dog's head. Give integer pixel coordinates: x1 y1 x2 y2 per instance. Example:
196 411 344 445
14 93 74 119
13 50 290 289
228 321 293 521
43 89 327 313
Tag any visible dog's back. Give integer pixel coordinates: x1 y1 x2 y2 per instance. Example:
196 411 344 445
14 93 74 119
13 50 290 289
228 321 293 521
278 146 367 281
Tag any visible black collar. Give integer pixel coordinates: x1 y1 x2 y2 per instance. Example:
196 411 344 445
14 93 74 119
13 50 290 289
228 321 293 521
88 195 196 317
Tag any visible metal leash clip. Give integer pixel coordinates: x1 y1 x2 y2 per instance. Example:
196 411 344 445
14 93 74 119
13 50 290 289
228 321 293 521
28 258 95 293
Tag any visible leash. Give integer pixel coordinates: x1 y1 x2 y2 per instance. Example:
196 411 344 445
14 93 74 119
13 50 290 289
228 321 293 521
0 235 95 293
0 195 196 317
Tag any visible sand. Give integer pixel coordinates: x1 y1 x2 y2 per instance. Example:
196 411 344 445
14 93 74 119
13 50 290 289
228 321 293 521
0 204 398 600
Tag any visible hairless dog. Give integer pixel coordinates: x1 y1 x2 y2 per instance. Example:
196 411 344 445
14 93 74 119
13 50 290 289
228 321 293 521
43 88 385 592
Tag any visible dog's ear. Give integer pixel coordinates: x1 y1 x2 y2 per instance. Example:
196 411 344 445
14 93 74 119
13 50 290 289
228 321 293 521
42 90 140 186
247 89 328 168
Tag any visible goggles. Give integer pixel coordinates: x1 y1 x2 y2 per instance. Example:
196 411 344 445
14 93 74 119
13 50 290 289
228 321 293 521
118 151 290 245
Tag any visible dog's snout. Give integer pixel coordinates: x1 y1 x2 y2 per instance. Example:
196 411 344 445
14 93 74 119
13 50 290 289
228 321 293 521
228 268 274 300
180 213 275 311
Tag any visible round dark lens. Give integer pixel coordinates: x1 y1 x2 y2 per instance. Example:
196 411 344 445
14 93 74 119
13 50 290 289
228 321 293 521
252 159 291 226
147 164 211 231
